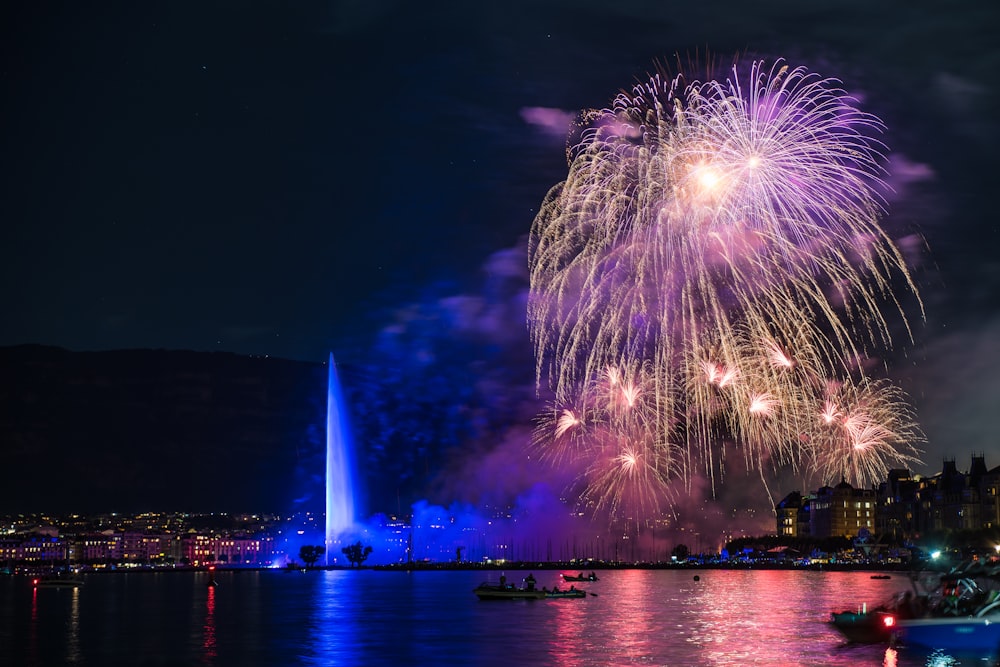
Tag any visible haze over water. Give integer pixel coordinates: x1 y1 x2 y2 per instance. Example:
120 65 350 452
2 569 993 666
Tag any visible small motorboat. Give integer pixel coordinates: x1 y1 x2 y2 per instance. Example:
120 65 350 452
834 562 1000 649
546 587 587 599
473 583 546 600
893 598 1000 653
829 590 922 644
32 575 85 588
561 571 599 582
473 574 546 600
829 608 897 644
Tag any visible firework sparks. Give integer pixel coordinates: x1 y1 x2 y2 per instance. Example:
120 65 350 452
532 364 681 518
820 400 841 425
554 409 581 439
807 377 923 487
748 392 779 415
528 56 924 519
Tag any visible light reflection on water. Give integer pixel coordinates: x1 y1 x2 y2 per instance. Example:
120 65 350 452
67 586 81 663
548 577 598 667
301 570 357 665
2 569 997 666
202 584 217 663
589 569 661 662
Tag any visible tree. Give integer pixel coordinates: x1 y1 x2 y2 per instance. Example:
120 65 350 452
299 545 325 569
671 544 690 561
341 541 373 568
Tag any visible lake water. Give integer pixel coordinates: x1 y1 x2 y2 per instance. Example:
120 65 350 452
1 568 997 666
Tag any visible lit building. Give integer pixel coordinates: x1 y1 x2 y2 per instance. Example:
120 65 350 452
776 479 875 539
876 469 921 539
775 492 802 537
778 455 1000 542
181 534 275 566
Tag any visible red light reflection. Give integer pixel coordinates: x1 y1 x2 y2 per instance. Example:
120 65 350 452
202 585 217 663
548 579 593 667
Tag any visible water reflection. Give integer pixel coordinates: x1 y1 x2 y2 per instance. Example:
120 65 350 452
920 648 999 667
683 569 811 664
548 580 591 667
67 586 81 663
29 587 38 665
597 570 655 662
7 569 998 667
202 585 217 664
303 570 356 665
926 650 960 667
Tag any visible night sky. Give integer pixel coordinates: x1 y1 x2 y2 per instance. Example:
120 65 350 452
2 1 999 507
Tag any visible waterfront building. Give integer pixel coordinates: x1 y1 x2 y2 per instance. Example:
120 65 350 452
180 533 275 566
809 479 876 539
876 468 923 540
11 535 65 563
76 533 118 564
0 537 22 564
984 464 1000 529
777 454 1000 542
776 492 802 537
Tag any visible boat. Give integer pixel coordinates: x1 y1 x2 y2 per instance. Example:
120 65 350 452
561 571 599 582
833 560 1000 648
893 597 1000 653
473 582 546 600
473 575 546 600
32 575 85 588
546 587 587 599
829 608 897 644
30 542 85 588
870 575 892 580
830 587 929 644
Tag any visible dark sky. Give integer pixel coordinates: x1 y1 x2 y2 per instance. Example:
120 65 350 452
2 0 998 480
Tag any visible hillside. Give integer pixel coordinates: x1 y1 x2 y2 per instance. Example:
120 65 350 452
0 345 326 513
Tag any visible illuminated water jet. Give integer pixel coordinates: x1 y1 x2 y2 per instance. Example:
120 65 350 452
325 352 356 564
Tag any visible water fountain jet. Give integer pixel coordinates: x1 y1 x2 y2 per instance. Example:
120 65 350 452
325 352 356 564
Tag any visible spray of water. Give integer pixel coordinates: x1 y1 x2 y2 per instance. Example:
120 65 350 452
325 352 356 563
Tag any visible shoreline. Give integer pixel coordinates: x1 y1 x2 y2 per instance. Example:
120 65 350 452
5 560 923 577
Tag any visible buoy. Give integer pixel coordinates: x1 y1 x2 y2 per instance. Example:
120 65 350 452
693 575 700 581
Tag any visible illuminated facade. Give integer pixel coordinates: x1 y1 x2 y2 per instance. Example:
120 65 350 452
775 492 802 537
0 531 273 568
777 455 1000 540
181 534 275 566
810 480 876 539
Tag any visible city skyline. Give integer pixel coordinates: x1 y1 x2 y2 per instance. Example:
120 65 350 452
5 449 998 571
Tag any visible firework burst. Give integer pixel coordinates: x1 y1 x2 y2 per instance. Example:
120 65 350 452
532 363 682 518
804 377 923 488
528 56 924 519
